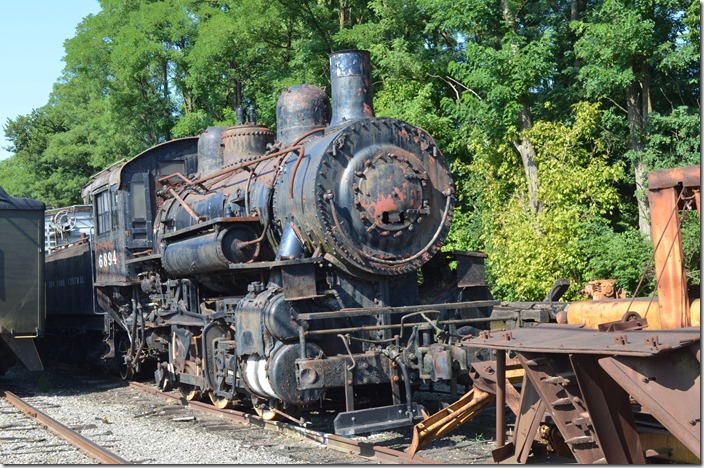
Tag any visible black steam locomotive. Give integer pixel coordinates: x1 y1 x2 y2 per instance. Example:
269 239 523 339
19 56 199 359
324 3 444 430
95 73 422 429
45 51 508 434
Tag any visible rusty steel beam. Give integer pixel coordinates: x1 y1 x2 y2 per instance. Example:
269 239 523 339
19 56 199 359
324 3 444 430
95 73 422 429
517 353 608 464
647 165 700 191
648 185 689 329
492 375 547 464
495 350 506 448
694 188 700 217
570 355 645 463
598 345 701 460
408 387 494 457
646 164 699 330
470 359 524 416
460 325 700 356
512 377 547 464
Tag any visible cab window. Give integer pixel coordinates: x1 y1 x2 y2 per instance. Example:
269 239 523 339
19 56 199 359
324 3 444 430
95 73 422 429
158 161 185 177
111 190 119 231
95 191 111 235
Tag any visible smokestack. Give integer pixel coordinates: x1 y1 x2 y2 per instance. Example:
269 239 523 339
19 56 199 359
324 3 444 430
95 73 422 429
328 50 374 128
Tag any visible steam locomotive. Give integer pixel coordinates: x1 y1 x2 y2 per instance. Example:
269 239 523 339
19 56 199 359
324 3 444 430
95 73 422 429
45 50 511 434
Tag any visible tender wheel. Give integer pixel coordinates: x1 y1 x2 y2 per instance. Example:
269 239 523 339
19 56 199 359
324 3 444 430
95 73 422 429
208 392 232 409
178 361 202 401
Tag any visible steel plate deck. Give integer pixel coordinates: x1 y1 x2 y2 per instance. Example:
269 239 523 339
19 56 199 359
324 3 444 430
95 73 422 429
460 324 700 356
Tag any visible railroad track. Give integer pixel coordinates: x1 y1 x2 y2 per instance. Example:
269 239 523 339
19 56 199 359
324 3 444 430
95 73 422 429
128 381 439 464
2 364 494 463
0 390 127 464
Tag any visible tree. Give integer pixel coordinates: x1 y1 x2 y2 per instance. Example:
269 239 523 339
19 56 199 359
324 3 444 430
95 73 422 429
573 0 700 236
1 0 698 299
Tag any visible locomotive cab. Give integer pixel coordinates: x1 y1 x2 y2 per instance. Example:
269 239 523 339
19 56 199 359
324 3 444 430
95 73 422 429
82 138 199 286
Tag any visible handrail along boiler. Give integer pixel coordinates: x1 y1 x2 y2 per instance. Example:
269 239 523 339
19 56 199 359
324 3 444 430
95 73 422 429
67 51 499 433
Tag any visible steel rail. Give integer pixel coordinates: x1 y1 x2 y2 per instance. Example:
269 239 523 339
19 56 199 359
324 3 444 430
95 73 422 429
128 381 438 464
1 390 128 464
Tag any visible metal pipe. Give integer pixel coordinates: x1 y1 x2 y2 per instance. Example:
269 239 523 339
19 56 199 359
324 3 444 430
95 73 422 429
298 326 307 360
168 188 201 222
496 349 506 448
277 222 304 259
303 316 507 336
296 300 499 321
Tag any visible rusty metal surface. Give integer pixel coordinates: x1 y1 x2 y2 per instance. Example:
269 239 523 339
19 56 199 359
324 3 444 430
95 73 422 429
276 84 330 146
517 353 609 464
647 164 700 190
639 428 700 463
581 279 625 300
329 50 375 127
598 345 701 459
460 324 700 356
645 164 700 330
462 325 700 464
281 263 318 300
648 185 690 329
569 354 645 463
409 386 493 457
221 123 274 166
495 350 506 448
2 390 128 464
469 359 523 416
492 376 546 464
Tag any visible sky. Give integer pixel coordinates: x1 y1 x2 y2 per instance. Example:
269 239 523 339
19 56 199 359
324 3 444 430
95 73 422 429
0 1 101 160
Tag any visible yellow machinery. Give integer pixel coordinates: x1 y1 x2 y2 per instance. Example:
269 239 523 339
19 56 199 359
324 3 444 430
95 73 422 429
565 165 700 331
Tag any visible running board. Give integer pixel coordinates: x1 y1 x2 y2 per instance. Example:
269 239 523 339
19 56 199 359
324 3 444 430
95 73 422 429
334 403 426 436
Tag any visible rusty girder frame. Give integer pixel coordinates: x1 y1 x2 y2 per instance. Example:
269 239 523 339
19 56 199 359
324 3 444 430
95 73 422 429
460 325 701 464
647 164 700 329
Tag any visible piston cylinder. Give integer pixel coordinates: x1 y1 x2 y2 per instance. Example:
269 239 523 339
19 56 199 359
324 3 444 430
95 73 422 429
161 226 257 276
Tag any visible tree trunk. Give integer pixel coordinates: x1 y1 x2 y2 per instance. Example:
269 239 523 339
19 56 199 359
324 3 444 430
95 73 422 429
513 103 542 218
233 79 242 111
501 0 542 220
339 0 346 29
626 64 652 237
163 60 171 141
571 0 585 68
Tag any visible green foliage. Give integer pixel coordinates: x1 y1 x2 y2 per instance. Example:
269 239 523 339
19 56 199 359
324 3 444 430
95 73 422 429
643 106 701 169
580 221 654 296
449 103 626 300
0 0 699 299
680 213 701 287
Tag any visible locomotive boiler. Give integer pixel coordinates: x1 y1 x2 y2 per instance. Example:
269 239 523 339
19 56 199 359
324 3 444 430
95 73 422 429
53 50 503 434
